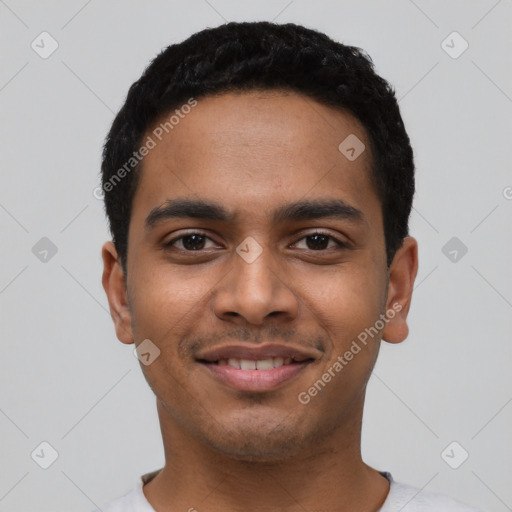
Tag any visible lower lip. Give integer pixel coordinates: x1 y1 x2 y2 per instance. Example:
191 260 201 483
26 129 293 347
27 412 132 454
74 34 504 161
200 362 311 392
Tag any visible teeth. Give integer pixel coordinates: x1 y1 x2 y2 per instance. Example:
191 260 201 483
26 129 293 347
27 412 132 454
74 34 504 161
240 359 256 370
256 359 274 370
273 357 284 368
219 357 295 369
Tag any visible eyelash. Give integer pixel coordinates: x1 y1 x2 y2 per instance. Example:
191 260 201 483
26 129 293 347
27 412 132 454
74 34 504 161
163 231 347 252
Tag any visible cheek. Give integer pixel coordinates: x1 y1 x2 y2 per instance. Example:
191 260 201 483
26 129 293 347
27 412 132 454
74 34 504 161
297 268 385 414
298 263 387 343
127 264 203 402
127 258 205 342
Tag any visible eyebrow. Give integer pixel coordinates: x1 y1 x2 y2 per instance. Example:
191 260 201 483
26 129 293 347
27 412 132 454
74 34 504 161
144 198 364 230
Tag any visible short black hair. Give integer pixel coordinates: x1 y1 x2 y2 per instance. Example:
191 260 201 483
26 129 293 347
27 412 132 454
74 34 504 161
101 21 414 271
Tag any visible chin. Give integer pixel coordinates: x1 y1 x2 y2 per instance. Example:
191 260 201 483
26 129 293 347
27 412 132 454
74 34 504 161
200 414 317 463
210 434 301 463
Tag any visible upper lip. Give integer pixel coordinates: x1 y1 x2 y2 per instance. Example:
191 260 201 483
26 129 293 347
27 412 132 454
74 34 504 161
196 343 322 363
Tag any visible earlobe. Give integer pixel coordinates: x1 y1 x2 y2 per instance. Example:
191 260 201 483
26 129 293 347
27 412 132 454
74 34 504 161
101 241 134 344
382 237 418 344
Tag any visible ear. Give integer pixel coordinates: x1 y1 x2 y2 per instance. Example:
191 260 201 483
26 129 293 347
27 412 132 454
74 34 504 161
381 237 418 344
101 241 134 344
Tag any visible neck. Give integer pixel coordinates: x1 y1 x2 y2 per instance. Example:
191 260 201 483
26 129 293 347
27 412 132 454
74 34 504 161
143 397 390 512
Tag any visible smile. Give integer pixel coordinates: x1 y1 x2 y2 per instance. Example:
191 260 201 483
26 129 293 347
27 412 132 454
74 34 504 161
215 357 293 369
198 357 316 392
196 343 321 392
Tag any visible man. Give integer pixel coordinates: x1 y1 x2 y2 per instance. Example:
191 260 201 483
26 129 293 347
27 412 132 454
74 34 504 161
97 21 482 512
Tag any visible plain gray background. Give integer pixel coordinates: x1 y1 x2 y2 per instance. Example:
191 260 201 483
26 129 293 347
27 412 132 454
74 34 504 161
0 1 511 511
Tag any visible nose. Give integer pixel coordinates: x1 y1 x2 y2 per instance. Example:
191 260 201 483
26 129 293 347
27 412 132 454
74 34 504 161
213 244 299 326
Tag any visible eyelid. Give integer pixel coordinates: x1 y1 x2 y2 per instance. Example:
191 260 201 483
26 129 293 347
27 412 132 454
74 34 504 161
289 230 348 249
164 230 217 247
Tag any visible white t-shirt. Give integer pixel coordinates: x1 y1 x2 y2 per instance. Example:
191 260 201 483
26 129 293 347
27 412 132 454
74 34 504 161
93 470 483 512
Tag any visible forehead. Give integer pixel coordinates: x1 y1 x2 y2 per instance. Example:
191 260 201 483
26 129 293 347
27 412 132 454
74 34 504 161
131 90 379 228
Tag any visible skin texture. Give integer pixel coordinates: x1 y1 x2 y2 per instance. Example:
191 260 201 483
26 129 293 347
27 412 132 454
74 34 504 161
102 90 418 512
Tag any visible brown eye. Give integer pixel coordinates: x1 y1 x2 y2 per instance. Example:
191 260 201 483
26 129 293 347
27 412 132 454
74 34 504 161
305 234 330 250
293 232 345 251
164 232 216 251
180 234 206 250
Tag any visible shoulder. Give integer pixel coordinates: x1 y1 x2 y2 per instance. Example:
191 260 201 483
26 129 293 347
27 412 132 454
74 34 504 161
90 486 149 512
380 479 484 512
90 470 159 512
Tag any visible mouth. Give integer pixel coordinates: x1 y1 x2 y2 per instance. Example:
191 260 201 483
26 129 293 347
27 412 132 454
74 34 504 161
196 344 319 392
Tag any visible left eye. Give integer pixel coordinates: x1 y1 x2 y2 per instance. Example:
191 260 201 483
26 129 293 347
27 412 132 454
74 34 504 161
292 233 343 251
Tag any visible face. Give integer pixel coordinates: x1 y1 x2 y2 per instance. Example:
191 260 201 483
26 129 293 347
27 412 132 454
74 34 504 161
102 90 417 461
